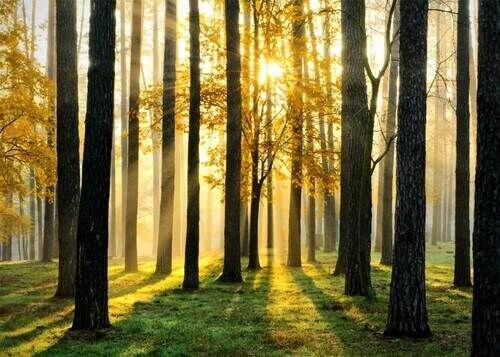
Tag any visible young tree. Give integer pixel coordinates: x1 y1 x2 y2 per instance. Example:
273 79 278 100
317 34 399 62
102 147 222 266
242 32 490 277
55 0 80 298
183 0 201 291
125 0 143 273
287 0 304 268
384 0 431 338
471 0 500 353
220 0 243 280
156 0 177 275
453 0 471 288
72 0 116 330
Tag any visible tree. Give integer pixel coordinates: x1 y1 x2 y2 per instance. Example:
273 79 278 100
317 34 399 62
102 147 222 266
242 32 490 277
219 0 243 280
120 0 128 258
380 1 399 266
125 0 143 273
453 0 471 288
287 0 304 268
336 0 370 289
156 0 177 275
384 0 431 338
42 0 56 263
72 0 116 330
55 0 80 298
471 0 500 353
183 0 201 291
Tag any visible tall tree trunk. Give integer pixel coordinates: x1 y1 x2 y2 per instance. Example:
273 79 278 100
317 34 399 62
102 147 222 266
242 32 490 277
55 0 80 298
335 0 370 277
385 0 431 338
336 0 370 296
120 0 128 258
72 0 116 330
454 0 471 287
183 0 201 290
323 0 337 253
220 0 243 282
43 0 56 263
125 0 143 273
247 2 261 272
287 0 304 268
156 0 177 275
380 3 399 266
431 12 443 246
151 0 161 256
472 1 500 353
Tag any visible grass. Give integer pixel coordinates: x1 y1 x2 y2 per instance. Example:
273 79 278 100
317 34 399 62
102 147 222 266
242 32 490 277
0 243 471 356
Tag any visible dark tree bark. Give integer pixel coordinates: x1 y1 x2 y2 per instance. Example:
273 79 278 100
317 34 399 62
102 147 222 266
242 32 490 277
454 0 472 288
336 0 371 296
72 0 116 330
55 0 80 298
471 0 500 354
380 3 399 266
120 0 128 258
183 0 201 290
43 0 56 263
156 0 177 275
220 0 243 281
335 0 370 278
125 0 143 273
287 0 304 268
28 172 36 260
384 0 431 338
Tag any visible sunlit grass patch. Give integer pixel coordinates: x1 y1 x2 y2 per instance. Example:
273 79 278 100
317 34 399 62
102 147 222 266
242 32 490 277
0 242 471 356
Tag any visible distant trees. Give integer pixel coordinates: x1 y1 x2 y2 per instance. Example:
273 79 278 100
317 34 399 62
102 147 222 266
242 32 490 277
453 0 471 288
73 0 116 331
125 0 143 273
156 0 177 276
183 0 201 291
471 0 500 354
55 0 80 298
385 0 431 337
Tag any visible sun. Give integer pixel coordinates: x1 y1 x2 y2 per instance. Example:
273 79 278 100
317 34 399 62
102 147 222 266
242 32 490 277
259 61 284 84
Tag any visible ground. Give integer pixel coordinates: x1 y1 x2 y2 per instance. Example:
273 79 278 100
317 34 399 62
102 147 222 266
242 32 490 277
0 243 471 356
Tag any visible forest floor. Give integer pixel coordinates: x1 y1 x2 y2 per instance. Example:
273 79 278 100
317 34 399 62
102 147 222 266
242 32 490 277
0 242 471 356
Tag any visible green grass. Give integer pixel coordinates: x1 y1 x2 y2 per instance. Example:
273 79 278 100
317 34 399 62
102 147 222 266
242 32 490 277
0 243 471 356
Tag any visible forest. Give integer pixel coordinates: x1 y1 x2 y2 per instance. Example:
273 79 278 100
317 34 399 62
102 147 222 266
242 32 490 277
0 0 499 355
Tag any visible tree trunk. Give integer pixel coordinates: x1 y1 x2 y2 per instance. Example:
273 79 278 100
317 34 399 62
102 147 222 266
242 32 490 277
454 0 471 287
28 172 36 260
120 0 128 258
183 0 201 290
248 182 262 271
42 0 56 263
385 0 431 338
431 12 443 247
72 0 116 330
472 1 500 353
380 4 400 266
125 0 143 273
322 0 337 253
55 0 80 298
219 0 243 282
287 0 304 268
156 0 176 275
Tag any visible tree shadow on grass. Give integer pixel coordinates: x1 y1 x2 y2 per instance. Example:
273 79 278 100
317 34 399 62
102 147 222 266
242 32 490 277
39 259 274 356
